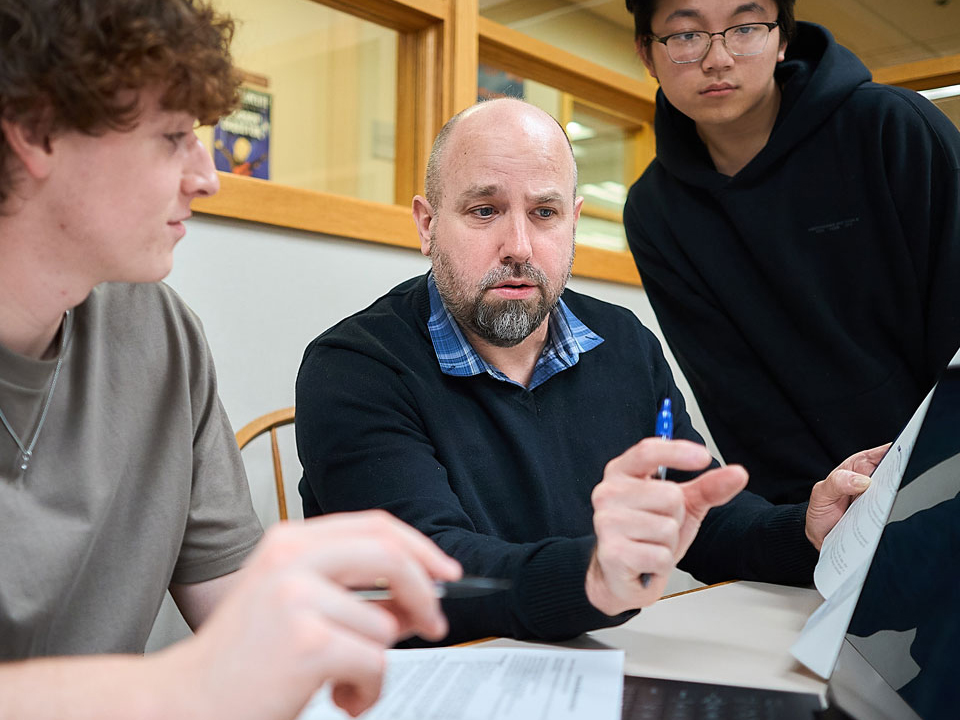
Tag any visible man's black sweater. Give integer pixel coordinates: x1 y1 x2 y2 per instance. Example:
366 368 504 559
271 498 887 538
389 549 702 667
296 275 817 645
625 22 960 504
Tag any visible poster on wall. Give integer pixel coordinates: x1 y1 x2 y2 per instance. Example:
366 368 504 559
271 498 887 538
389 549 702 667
214 85 271 179
478 64 524 101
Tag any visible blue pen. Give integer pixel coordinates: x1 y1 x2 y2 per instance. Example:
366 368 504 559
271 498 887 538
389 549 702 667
655 398 673 480
642 398 674 588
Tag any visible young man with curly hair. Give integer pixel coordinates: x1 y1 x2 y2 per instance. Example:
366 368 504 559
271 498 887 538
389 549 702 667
623 0 960 504
0 1 459 717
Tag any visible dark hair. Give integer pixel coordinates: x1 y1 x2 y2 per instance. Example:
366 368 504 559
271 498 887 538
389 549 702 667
0 0 239 204
625 0 796 45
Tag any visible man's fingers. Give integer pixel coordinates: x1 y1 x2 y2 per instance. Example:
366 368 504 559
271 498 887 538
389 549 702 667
599 535 675 578
312 535 450 640
250 514 458 641
609 438 713 479
679 464 748 519
847 443 890 475
594 504 681 549
316 627 389 717
817 468 871 504
303 511 463 581
301 577 402 647
592 475 685 522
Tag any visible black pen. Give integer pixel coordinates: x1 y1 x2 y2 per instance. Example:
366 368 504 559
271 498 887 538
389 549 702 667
354 576 511 601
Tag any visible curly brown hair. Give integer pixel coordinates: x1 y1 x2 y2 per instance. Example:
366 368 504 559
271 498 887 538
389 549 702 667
0 0 240 205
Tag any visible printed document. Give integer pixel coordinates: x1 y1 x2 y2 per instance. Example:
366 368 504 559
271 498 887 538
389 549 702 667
297 647 625 720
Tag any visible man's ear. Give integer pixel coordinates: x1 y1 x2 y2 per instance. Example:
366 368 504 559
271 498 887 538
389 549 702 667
637 39 658 81
778 35 788 63
412 195 436 257
1 117 55 181
0 119 53 180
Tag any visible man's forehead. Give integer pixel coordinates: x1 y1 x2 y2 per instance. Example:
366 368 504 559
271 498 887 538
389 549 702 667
659 0 771 23
454 181 567 205
444 124 574 191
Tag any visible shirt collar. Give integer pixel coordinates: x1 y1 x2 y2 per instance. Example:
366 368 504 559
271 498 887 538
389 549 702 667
426 272 603 390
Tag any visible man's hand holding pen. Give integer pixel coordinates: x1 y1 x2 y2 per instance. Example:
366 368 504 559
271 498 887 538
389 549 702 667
584 438 747 617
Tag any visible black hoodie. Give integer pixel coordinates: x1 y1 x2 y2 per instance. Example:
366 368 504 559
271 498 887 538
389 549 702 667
625 22 960 503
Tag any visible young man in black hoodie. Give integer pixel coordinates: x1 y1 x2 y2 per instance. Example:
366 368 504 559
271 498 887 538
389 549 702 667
623 0 960 504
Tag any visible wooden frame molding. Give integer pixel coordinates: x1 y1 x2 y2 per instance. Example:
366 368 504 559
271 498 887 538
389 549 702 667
478 17 657 124
872 52 960 91
317 0 444 30
195 0 650 286
197 3 960 288
395 23 444 203
194 174 420 250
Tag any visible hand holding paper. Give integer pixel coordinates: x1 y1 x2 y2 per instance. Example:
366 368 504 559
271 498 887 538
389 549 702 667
804 444 888 550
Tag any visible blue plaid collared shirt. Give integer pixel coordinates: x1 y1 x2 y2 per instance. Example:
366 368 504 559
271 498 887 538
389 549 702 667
426 273 604 390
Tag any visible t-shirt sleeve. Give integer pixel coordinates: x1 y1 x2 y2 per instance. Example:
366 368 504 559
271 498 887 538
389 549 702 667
167 294 263 585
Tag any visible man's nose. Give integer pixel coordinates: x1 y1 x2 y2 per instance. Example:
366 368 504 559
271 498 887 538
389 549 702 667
500 214 533 265
701 33 736 72
182 133 220 198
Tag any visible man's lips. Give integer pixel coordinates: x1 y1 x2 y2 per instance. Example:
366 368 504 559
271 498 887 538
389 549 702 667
700 83 736 96
487 280 539 298
167 214 190 240
492 280 534 289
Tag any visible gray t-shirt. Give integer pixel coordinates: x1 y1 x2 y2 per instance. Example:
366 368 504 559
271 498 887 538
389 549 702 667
0 282 263 659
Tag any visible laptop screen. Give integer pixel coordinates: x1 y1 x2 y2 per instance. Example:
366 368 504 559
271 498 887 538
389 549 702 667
845 366 960 720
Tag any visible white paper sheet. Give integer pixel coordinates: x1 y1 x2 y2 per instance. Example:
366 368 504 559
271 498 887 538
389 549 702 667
296 647 625 720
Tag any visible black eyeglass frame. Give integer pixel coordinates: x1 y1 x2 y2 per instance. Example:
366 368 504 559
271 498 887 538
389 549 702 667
649 21 780 64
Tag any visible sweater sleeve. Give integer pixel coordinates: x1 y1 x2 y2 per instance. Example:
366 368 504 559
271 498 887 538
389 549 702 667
295 343 635 645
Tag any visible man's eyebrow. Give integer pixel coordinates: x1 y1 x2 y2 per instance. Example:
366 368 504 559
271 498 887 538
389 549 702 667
455 184 500 207
734 2 766 17
663 8 703 24
663 3 764 25
532 192 564 205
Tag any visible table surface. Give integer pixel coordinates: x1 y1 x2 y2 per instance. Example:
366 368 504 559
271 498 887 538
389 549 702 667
471 580 923 719
474 581 826 695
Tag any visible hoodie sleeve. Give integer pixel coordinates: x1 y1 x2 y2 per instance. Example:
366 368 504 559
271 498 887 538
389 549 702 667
873 85 960 379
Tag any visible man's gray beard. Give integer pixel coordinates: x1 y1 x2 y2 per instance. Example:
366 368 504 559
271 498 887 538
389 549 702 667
432 254 560 348
473 293 550 347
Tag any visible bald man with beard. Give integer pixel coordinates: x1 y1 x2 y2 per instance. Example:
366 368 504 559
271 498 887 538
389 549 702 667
296 98 884 646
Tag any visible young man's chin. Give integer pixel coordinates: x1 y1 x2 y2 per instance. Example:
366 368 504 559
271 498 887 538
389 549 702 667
113 254 177 285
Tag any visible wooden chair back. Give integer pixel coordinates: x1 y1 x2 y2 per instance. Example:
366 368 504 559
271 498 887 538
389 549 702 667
235 406 296 521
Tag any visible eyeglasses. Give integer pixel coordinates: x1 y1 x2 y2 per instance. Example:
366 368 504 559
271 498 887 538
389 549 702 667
650 21 779 64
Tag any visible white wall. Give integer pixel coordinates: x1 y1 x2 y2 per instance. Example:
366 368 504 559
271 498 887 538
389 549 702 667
147 214 715 650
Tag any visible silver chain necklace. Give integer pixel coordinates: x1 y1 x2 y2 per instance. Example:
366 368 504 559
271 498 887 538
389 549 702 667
0 309 73 473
